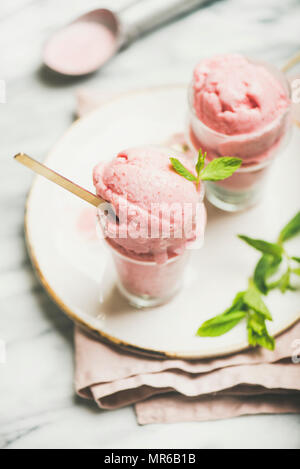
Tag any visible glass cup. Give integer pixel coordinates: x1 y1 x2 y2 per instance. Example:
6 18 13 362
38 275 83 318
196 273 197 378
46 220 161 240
187 58 292 211
109 243 190 308
97 184 206 308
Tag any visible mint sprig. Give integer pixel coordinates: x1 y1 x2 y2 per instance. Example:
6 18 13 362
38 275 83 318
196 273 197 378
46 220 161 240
197 310 247 337
237 236 283 258
169 158 197 182
243 280 273 321
170 149 242 187
200 157 242 181
197 282 274 350
292 256 300 263
197 211 300 351
239 212 300 295
253 254 281 295
278 211 300 243
247 312 275 351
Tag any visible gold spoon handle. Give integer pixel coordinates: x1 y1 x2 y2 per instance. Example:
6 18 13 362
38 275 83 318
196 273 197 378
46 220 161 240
282 51 300 73
14 153 104 208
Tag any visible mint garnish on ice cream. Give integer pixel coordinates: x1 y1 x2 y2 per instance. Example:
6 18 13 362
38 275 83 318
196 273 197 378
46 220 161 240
170 149 242 187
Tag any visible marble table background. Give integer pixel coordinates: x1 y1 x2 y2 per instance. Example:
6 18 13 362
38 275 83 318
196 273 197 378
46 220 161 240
0 0 300 449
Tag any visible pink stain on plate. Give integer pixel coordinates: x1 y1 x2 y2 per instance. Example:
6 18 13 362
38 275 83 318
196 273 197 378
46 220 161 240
44 21 116 75
77 207 98 240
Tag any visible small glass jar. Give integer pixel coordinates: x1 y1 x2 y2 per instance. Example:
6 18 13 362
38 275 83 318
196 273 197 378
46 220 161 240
97 183 206 308
187 58 292 211
109 243 189 308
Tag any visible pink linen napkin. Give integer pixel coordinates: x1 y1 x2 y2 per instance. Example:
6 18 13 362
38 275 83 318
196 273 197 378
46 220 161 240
75 324 300 424
74 89 300 424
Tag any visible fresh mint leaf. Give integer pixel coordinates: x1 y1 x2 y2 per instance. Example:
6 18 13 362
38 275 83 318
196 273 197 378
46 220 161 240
254 255 282 294
238 235 283 258
292 257 300 263
268 270 292 293
170 151 241 185
248 312 266 335
252 331 275 351
247 326 257 347
195 149 206 177
197 311 246 337
200 157 242 181
278 270 291 293
256 334 275 351
247 315 275 351
223 291 246 314
278 211 300 243
243 284 273 321
170 158 197 182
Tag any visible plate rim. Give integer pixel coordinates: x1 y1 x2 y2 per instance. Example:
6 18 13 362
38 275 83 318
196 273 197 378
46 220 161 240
24 85 300 360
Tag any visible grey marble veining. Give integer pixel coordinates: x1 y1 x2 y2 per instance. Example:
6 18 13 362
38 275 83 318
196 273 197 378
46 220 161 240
0 0 300 449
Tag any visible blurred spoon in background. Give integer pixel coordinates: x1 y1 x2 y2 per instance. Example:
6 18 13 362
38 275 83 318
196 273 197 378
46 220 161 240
43 0 210 76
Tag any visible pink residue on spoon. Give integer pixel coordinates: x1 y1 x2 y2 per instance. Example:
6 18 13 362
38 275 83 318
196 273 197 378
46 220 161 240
44 21 117 75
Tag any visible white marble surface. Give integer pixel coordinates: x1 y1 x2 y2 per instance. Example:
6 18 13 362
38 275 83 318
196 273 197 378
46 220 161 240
0 0 300 449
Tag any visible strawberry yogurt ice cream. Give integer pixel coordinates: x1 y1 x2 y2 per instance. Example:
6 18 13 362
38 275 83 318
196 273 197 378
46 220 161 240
93 145 206 305
188 54 291 210
193 54 289 138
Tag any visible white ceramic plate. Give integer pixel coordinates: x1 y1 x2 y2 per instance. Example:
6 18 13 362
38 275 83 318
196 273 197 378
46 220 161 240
25 86 300 359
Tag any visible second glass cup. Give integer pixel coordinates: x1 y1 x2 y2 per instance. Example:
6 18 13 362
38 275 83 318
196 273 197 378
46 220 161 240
187 57 292 211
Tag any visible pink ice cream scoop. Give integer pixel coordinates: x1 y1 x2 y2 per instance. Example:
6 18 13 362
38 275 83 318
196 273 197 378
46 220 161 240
93 145 206 306
188 54 292 211
190 54 291 166
193 54 289 136
93 145 206 264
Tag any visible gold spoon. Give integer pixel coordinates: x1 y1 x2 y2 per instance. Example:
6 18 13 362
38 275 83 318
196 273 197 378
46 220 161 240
282 51 300 73
14 153 104 208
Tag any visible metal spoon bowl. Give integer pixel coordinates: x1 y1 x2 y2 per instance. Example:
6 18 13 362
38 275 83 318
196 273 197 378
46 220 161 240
43 9 121 76
43 0 208 76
